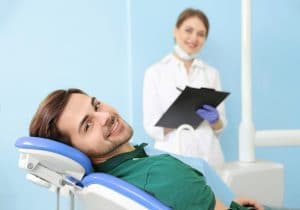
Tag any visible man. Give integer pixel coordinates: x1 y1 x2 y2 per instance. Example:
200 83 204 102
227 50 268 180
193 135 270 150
29 88 261 210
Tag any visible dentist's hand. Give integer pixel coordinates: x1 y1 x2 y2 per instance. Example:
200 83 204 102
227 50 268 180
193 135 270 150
196 105 219 125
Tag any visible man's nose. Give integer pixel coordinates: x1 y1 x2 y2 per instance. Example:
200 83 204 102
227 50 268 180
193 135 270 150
94 111 111 126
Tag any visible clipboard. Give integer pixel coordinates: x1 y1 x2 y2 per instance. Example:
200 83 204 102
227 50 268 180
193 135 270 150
155 86 230 129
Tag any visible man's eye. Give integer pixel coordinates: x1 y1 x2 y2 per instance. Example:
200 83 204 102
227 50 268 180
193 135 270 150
95 102 101 111
85 122 92 132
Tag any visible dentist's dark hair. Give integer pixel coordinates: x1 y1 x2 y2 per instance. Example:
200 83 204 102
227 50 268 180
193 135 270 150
176 8 210 38
29 88 86 145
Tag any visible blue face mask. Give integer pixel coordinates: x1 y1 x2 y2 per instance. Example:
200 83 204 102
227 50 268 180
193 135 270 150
174 44 198 61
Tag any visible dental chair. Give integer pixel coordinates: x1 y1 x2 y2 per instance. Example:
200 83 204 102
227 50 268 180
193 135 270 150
15 136 170 210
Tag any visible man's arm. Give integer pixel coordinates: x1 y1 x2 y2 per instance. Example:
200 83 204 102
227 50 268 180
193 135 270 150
144 146 235 206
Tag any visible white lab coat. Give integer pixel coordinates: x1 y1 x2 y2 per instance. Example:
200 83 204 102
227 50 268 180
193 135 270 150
143 54 227 168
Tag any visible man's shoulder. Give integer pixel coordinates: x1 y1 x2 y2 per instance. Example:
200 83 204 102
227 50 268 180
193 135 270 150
147 154 201 175
145 146 206 174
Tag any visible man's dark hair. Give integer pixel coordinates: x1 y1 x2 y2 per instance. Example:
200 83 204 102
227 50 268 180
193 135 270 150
29 88 86 145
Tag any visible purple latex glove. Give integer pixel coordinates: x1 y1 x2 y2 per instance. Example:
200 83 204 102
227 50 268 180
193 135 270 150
196 104 219 124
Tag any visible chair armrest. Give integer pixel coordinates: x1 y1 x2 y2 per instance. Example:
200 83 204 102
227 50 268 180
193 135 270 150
82 173 170 210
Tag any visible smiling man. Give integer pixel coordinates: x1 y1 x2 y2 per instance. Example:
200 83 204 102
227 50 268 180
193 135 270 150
29 88 262 210
57 93 134 163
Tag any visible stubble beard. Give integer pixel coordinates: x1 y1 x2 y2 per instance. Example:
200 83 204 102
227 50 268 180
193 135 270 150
91 122 134 158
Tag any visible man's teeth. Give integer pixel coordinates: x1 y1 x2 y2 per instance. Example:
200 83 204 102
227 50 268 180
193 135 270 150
110 118 118 136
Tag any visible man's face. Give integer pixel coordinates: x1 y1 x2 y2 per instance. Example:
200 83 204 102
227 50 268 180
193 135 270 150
57 93 133 159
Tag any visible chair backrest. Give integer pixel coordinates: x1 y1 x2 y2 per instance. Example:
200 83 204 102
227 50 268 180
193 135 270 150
15 136 170 210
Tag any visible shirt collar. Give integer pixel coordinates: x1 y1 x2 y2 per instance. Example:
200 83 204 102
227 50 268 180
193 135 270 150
163 54 204 70
93 143 148 172
191 58 204 69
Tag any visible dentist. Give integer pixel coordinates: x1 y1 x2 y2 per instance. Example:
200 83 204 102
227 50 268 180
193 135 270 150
143 8 227 168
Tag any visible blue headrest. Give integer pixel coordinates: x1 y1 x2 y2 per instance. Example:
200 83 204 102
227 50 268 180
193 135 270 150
15 136 93 174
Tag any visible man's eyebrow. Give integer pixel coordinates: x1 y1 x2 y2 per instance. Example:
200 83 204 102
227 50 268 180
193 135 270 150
78 97 95 133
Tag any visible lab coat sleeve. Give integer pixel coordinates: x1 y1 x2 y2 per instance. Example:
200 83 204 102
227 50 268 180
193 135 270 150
212 70 227 134
143 67 165 141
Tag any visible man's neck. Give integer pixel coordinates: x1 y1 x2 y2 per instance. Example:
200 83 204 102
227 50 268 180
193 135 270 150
91 143 135 164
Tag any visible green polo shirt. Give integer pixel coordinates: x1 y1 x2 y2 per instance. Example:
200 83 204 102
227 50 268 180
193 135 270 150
93 144 246 210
